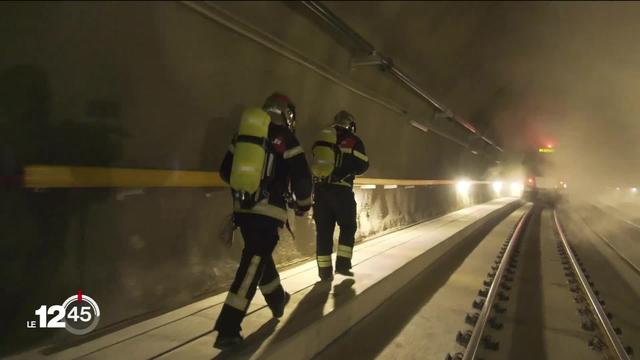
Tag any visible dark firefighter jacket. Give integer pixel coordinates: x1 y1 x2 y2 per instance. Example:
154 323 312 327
328 127 369 187
219 122 313 224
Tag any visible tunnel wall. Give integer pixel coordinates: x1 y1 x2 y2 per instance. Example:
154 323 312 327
0 2 495 353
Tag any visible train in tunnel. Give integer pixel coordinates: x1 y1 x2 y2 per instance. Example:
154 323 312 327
521 144 566 205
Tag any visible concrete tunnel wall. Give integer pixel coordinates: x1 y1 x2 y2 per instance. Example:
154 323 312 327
0 2 496 352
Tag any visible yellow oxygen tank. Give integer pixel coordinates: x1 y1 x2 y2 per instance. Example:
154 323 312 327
230 107 271 195
311 127 338 179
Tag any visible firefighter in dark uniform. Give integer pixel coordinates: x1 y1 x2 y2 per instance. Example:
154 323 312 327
213 93 313 349
314 111 369 281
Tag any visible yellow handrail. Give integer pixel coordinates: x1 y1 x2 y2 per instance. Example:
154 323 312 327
355 178 455 186
23 165 489 188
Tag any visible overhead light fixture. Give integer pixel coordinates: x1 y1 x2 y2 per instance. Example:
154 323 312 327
409 120 429 133
360 184 376 190
383 184 398 189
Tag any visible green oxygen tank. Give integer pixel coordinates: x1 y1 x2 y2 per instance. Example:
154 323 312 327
230 107 272 208
311 127 338 180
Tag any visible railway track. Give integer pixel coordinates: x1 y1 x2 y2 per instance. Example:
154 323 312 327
318 203 638 360
580 206 640 277
450 206 635 360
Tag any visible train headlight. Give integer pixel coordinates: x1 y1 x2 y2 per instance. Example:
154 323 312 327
510 182 524 197
456 180 472 195
492 181 503 195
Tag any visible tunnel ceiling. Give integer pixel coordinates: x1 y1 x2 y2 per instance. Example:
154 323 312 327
325 1 640 184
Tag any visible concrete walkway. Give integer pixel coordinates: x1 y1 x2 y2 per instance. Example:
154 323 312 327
14 198 518 360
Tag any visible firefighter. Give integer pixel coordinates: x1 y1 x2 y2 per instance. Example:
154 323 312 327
213 93 313 349
312 110 369 281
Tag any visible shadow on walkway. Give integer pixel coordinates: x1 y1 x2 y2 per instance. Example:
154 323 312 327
267 277 357 347
214 277 357 359
269 281 333 344
213 318 279 360
333 278 356 309
314 206 514 359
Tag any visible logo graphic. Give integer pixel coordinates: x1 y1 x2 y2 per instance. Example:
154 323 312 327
27 290 101 335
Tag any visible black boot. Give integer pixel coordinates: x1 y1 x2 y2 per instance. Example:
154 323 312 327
318 267 334 281
335 257 353 276
213 333 243 350
271 292 290 318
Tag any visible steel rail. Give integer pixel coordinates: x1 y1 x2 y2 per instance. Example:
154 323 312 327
621 218 640 231
606 207 640 231
553 210 631 360
590 203 640 231
461 206 532 360
578 214 640 277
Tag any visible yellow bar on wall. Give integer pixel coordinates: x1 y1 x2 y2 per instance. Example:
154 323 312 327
22 165 492 189
24 165 226 188
354 178 456 186
354 178 492 186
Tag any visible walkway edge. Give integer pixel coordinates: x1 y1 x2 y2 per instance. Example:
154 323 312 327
260 200 520 359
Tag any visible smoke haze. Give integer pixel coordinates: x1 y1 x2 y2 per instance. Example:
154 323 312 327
329 1 640 189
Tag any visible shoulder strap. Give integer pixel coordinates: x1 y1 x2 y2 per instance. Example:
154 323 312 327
237 134 268 147
313 140 339 150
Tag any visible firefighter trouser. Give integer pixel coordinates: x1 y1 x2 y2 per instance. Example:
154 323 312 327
214 215 286 336
313 185 357 270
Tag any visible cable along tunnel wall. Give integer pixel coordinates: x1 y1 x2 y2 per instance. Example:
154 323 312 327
1 1 496 354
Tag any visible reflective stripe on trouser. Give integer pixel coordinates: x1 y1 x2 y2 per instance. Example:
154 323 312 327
337 244 353 259
214 217 283 336
224 255 261 311
259 276 281 295
258 256 285 309
317 255 332 268
314 185 357 267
